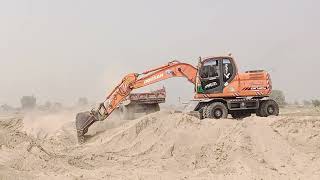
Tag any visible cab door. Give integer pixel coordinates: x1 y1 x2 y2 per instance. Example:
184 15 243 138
198 58 223 94
198 57 236 94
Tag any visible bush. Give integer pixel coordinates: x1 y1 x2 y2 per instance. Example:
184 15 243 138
77 97 88 106
303 100 312 106
270 90 286 106
311 99 320 107
20 96 36 110
53 102 62 109
0 104 14 112
44 101 52 109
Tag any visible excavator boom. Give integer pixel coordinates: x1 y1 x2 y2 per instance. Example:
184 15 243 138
75 61 197 143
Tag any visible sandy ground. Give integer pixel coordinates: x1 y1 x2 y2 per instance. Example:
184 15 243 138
0 107 320 180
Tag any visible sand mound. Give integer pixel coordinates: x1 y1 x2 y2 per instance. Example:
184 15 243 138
0 110 320 179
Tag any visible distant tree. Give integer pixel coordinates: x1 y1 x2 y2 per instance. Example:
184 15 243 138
53 102 62 108
77 97 88 106
0 104 14 111
303 100 312 106
20 96 36 109
311 99 320 107
44 101 52 109
270 90 286 106
294 101 300 106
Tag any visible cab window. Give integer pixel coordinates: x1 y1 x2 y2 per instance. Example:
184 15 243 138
199 59 221 91
200 59 220 79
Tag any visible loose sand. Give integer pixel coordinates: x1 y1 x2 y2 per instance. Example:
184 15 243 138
0 108 320 180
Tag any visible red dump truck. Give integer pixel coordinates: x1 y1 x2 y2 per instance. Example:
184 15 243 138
117 87 166 120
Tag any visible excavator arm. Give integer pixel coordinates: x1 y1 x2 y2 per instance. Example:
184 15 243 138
75 61 197 143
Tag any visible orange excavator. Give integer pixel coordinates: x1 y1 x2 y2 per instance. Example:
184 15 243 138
76 54 279 143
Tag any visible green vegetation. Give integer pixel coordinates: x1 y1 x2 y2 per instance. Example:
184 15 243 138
270 90 286 107
311 99 320 107
20 96 36 110
78 97 88 106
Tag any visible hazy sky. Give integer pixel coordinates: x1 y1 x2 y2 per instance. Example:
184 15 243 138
1 0 319 106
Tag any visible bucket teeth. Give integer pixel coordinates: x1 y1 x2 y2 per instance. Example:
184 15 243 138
77 130 85 144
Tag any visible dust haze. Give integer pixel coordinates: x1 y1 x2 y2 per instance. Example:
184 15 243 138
1 0 319 106
1 1 320 180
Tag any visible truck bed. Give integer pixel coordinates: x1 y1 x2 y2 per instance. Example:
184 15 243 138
125 87 166 104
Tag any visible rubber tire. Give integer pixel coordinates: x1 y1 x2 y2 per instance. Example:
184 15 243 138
120 105 134 120
256 108 262 117
256 101 267 117
199 106 207 120
202 106 208 119
261 100 279 117
205 102 228 119
231 111 251 120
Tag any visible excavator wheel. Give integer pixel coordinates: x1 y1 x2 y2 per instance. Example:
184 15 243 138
256 101 267 117
261 100 279 116
199 106 207 119
203 104 213 119
205 102 228 119
256 108 262 117
201 106 209 119
256 100 279 117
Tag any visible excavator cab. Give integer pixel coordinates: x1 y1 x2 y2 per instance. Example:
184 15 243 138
197 57 237 94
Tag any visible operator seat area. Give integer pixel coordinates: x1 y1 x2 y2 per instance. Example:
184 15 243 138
199 59 221 91
199 57 236 94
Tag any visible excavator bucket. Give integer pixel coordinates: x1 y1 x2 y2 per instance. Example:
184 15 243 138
75 111 98 144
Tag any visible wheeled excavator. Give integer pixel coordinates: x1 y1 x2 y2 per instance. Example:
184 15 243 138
76 54 279 143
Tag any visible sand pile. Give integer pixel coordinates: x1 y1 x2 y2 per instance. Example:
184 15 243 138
22 110 76 139
0 110 320 179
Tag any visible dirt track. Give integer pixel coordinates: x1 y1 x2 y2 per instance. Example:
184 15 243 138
0 108 320 180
